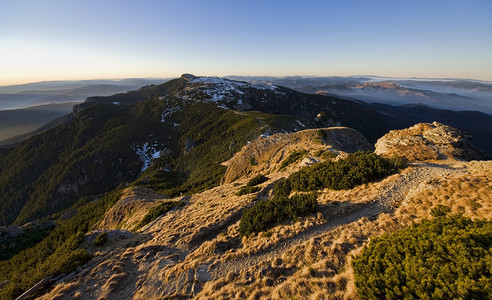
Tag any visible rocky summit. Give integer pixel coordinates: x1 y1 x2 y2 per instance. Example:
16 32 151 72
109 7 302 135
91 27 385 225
375 121 488 161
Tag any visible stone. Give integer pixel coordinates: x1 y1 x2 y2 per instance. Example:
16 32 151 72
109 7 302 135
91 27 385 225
195 265 211 282
185 138 196 153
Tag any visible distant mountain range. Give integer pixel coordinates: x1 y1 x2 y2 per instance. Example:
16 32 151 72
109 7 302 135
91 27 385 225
0 79 169 142
227 76 492 114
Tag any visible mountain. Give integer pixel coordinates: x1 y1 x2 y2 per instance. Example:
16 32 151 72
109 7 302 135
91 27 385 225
0 74 388 226
228 76 492 114
0 79 170 145
227 76 492 157
0 75 489 299
0 103 74 143
4 124 489 300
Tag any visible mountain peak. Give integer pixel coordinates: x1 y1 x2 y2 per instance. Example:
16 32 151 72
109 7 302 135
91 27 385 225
180 73 197 81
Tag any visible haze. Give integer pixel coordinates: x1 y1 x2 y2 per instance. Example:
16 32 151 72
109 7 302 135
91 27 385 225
1 0 492 85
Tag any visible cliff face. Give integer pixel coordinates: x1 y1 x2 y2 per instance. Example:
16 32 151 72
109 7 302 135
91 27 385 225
375 121 488 161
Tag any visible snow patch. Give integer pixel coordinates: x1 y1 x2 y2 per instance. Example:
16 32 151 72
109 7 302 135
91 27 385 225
161 106 181 123
188 76 280 103
133 142 161 172
295 120 306 127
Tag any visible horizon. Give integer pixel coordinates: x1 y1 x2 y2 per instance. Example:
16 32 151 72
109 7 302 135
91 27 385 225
2 73 492 88
1 0 492 85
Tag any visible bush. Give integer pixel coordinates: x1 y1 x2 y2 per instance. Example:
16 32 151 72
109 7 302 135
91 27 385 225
239 192 317 237
320 151 337 160
287 151 396 191
247 174 269 187
273 178 292 198
134 201 184 231
236 186 261 196
352 215 492 299
94 232 108 246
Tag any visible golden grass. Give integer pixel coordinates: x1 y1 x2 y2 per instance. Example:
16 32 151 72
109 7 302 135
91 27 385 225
39 152 491 300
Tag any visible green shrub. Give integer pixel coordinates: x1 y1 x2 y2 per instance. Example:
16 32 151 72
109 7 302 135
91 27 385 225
134 201 184 231
236 186 261 196
430 204 452 217
239 192 317 237
0 189 121 300
316 129 326 139
273 178 292 198
94 232 108 246
287 151 396 191
320 151 337 160
247 174 269 187
352 215 492 299
279 149 308 170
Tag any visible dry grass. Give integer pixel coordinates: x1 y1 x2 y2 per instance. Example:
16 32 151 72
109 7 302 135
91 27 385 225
38 134 491 300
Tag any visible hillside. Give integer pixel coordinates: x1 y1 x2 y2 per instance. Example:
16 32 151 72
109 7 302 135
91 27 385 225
19 124 490 300
0 74 387 226
0 76 489 299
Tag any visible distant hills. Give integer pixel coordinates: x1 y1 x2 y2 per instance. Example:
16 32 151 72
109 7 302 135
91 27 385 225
0 78 169 143
228 75 492 114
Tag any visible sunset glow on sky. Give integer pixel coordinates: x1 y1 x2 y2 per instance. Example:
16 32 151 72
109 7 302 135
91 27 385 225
1 0 491 85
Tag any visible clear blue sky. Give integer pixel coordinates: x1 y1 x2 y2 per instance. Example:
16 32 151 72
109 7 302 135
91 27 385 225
1 0 491 84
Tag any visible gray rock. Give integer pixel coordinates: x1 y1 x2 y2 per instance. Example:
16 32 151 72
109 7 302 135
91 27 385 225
185 138 196 153
0 280 9 289
195 265 211 282
0 225 22 238
192 282 202 295
186 268 194 282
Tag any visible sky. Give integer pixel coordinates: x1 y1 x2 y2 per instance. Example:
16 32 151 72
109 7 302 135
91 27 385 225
1 0 492 85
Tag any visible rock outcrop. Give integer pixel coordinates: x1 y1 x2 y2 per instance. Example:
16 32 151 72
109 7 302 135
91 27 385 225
98 187 170 231
375 122 488 161
223 127 373 183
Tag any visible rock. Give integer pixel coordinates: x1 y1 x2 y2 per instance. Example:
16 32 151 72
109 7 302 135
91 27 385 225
375 122 488 161
186 269 194 282
158 258 173 268
315 111 341 127
191 282 202 295
107 229 133 240
0 280 9 289
0 225 23 238
300 157 320 166
185 138 196 153
195 265 211 282
59 209 78 220
40 220 56 229
223 128 372 183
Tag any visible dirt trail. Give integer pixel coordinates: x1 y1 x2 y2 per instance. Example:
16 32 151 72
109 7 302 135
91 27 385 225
210 163 463 279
